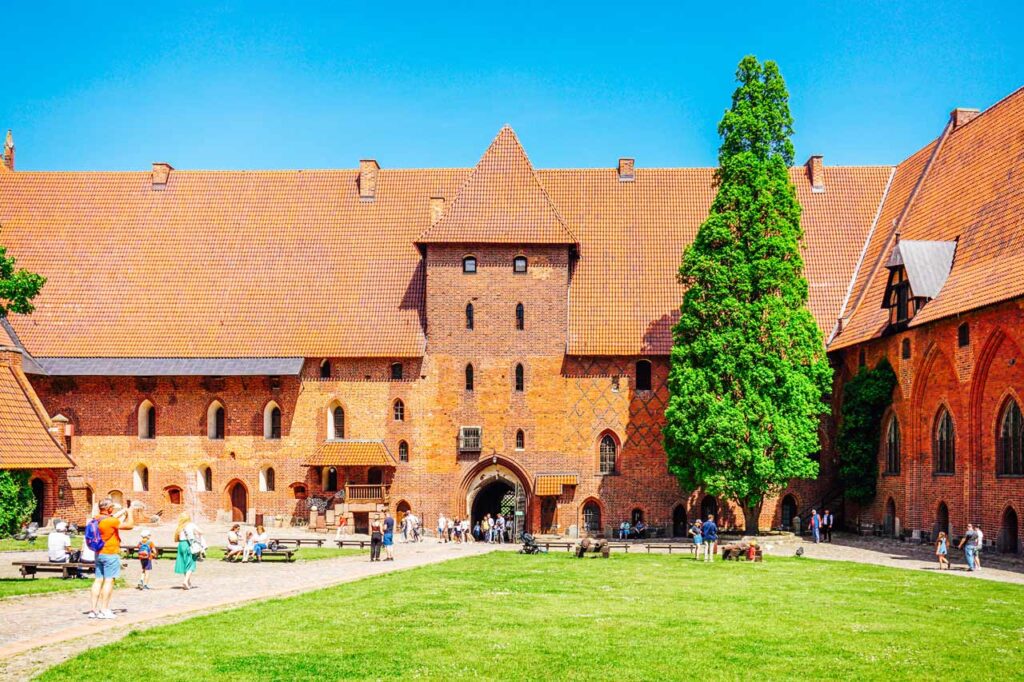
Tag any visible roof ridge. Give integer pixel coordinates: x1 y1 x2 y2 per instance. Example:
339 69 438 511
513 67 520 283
836 119 954 338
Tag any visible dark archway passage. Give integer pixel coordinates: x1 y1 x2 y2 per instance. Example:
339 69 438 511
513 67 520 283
672 504 687 537
884 498 896 537
1001 507 1019 554
781 495 797 530
472 479 514 526
935 502 949 538
31 478 45 525
701 495 718 521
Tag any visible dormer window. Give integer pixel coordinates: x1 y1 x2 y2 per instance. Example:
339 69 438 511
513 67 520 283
882 240 957 331
463 256 477 274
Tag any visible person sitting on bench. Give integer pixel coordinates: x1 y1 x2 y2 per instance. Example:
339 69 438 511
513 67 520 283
48 522 82 577
225 524 244 561
634 519 647 539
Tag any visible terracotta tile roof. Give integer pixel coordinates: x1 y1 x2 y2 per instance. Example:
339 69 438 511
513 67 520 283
545 165 893 354
0 126 891 359
303 440 396 467
832 86 1024 348
534 473 578 496
417 126 575 246
0 168 468 358
0 350 73 469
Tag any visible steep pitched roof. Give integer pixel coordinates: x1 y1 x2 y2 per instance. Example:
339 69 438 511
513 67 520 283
0 350 73 469
831 85 1024 348
417 126 576 246
0 129 892 359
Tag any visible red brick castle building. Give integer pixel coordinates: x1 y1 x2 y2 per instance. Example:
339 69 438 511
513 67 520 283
1 87 1022 549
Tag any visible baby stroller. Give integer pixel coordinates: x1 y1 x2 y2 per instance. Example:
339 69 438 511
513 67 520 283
519 532 547 555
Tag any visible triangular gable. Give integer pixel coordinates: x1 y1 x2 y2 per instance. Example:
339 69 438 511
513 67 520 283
417 126 576 246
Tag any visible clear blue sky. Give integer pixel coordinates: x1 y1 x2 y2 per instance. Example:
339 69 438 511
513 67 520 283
3 1 1022 171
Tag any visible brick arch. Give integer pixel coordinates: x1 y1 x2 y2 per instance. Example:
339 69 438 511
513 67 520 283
971 329 1024 483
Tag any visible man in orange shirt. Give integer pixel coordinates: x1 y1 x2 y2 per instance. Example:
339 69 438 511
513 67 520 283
89 498 134 619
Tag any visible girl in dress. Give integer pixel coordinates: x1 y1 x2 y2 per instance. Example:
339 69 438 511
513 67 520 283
935 531 950 570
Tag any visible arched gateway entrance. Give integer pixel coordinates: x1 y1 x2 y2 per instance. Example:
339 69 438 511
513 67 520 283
463 460 530 541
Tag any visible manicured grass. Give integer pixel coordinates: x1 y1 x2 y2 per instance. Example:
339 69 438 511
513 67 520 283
0 535 83 552
153 547 363 562
41 553 1024 681
0 576 124 599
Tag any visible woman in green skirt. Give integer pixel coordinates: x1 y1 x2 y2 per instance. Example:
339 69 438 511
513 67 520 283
173 512 202 590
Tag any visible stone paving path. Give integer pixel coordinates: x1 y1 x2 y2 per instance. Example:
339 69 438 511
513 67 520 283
0 539 494 680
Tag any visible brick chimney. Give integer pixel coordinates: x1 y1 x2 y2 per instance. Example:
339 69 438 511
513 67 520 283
950 107 980 130
617 158 635 182
429 196 445 225
151 162 173 188
2 130 14 171
806 155 825 192
359 159 379 201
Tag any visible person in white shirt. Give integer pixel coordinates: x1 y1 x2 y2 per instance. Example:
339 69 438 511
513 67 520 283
48 522 73 563
975 525 984 569
437 513 447 543
225 524 244 561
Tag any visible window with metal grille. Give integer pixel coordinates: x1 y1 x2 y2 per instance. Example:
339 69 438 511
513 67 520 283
600 434 617 474
269 406 281 439
583 502 601 533
332 406 345 439
514 363 524 392
998 399 1024 476
466 303 474 330
459 426 482 452
399 441 409 462
933 408 955 474
393 399 405 422
636 360 652 391
885 416 901 474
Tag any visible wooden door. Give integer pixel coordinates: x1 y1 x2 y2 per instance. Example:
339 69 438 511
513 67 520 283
230 483 247 522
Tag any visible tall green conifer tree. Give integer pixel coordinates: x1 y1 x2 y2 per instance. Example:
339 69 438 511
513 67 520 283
664 57 831 533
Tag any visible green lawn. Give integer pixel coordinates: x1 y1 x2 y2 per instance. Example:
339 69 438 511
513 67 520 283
0 577 93 599
40 553 1024 681
0 535 83 552
177 547 363 562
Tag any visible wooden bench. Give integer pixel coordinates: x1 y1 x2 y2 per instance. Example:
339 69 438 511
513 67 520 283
122 545 178 559
12 561 96 579
335 540 370 549
270 538 325 548
644 543 698 556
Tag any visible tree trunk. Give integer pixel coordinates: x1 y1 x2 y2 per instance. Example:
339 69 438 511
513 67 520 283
741 500 764 535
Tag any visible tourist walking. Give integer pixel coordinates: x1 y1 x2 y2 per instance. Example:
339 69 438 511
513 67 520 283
700 514 718 562
410 512 421 542
473 520 481 541
173 512 201 590
935 531 950 570
689 519 703 560
809 508 821 544
370 513 384 561
975 525 984 569
482 514 492 543
958 523 979 571
495 515 506 544
437 513 447 543
383 510 395 561
461 517 471 542
87 498 134 619
822 509 834 542
136 529 157 589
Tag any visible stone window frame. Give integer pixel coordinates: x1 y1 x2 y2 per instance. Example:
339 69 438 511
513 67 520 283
932 406 955 475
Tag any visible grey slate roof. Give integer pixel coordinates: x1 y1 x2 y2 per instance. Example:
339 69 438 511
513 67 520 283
885 240 957 299
27 357 304 377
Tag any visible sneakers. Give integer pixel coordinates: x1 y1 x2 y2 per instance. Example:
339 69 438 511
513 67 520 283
96 610 115 620
87 610 98 619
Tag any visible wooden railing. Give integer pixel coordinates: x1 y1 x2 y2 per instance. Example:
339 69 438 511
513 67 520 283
345 484 389 503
